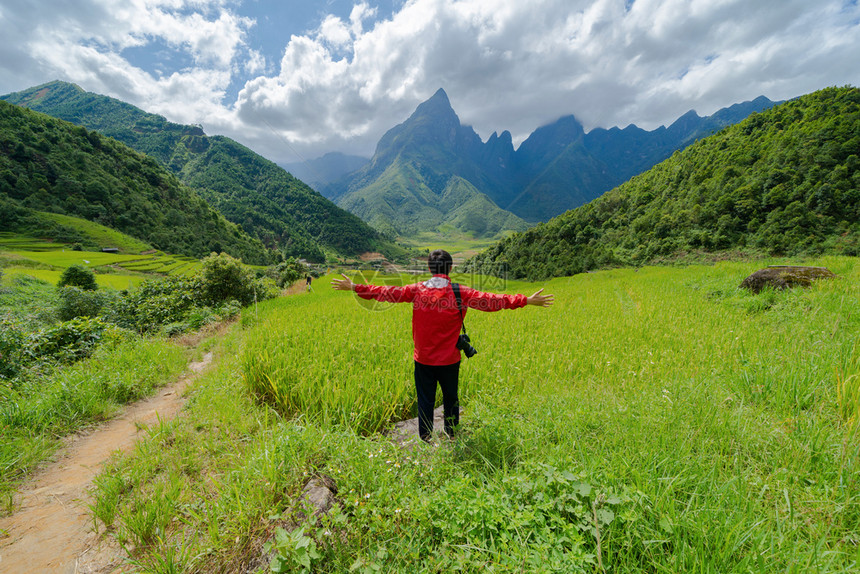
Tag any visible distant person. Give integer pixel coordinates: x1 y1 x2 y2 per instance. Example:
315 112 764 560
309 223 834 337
332 249 554 442
306 275 312 291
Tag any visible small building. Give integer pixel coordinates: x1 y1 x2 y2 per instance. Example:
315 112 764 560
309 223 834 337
101 247 120 254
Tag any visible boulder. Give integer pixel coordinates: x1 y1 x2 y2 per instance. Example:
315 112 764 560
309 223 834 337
740 266 836 294
296 474 338 519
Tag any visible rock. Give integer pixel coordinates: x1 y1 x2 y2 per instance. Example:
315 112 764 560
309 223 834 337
389 405 445 447
740 266 836 294
296 474 338 519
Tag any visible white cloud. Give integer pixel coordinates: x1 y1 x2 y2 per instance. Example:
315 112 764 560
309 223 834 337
2 0 859 164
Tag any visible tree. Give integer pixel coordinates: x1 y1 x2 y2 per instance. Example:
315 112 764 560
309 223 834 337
58 264 97 291
198 252 257 306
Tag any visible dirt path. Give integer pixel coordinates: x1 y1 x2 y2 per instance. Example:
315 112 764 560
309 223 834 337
0 352 213 574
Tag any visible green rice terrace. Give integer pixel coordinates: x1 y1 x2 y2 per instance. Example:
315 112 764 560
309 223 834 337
1 232 201 282
3 248 856 571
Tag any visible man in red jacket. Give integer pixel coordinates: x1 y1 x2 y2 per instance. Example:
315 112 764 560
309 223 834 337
332 249 554 442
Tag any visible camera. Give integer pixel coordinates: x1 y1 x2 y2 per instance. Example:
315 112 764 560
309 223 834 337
456 333 477 358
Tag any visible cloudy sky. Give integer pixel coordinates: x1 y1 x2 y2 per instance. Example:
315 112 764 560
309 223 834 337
1 0 858 166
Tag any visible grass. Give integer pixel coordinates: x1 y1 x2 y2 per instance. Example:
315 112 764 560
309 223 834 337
35 212 153 253
0 336 188 512
3 268 144 290
397 233 508 261
5 249 150 268
85 256 860 572
1 232 202 285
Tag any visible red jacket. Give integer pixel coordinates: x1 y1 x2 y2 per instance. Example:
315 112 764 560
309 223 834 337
354 274 527 366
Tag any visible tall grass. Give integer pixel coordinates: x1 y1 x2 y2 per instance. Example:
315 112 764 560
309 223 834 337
91 257 860 572
0 337 187 511
241 294 415 434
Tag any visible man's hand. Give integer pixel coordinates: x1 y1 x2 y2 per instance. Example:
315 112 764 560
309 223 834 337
331 273 356 291
526 288 554 307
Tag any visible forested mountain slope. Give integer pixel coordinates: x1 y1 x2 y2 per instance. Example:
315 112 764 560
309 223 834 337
503 96 778 221
324 89 776 227
330 89 530 238
465 86 860 279
2 81 403 261
0 100 272 263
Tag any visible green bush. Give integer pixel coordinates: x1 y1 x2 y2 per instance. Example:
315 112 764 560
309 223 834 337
270 257 309 288
199 252 256 306
26 316 111 364
57 264 97 291
109 276 203 333
0 319 25 380
57 285 105 321
161 322 190 338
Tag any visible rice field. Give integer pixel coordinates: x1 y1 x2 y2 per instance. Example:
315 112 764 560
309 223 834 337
2 268 144 290
1 244 201 280
88 256 860 571
238 257 860 567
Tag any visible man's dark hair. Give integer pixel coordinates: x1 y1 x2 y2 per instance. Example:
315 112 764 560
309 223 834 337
428 249 453 275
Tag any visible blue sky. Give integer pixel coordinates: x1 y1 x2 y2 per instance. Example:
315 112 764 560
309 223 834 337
1 0 859 165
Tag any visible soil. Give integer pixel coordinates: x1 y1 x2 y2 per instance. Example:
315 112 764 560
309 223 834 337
0 352 213 574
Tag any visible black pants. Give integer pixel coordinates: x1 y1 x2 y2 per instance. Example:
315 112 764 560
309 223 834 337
414 361 460 441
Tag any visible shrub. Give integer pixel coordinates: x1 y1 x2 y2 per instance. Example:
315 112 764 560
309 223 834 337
26 316 111 364
111 276 203 333
57 286 105 321
161 322 189 338
0 319 25 380
198 252 256 306
58 264 97 291
253 276 280 302
270 257 309 288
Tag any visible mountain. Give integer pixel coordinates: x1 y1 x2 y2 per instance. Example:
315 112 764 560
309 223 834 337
483 96 779 221
0 100 272 264
1 81 403 262
282 152 369 190
464 86 860 280
326 89 530 238
325 89 778 233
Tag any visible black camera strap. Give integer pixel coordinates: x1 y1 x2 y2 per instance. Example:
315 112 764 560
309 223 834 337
452 282 467 335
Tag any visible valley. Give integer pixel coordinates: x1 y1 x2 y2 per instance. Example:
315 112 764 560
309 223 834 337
0 79 858 572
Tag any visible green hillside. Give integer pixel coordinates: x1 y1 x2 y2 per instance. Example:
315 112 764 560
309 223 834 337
0 100 272 264
1 81 405 262
340 158 529 238
332 89 530 239
466 86 860 279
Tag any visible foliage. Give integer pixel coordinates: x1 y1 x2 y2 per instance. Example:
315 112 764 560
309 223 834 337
264 526 322 573
56 285 106 320
270 257 309 288
103 256 274 333
0 336 186 504
199 252 257 306
90 259 860 572
466 86 860 279
0 99 273 264
57 263 97 290
0 318 25 379
25 316 114 364
106 275 204 333
2 81 407 262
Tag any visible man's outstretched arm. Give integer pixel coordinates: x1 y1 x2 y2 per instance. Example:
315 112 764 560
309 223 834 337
526 288 554 307
331 273 416 303
331 273 356 291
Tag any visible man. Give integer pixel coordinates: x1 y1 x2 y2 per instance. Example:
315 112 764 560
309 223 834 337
331 249 554 442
